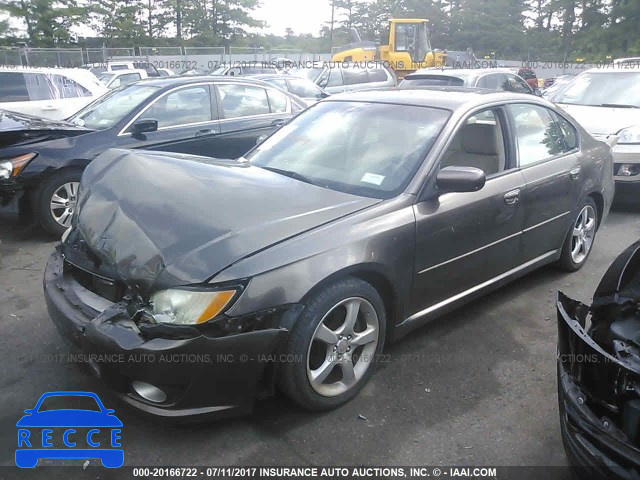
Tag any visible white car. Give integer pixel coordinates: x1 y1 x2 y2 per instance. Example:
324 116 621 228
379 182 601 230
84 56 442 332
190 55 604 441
551 67 640 203
98 69 148 89
0 67 108 120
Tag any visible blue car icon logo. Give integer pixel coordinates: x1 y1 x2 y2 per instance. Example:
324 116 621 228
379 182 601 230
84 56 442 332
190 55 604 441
15 391 123 468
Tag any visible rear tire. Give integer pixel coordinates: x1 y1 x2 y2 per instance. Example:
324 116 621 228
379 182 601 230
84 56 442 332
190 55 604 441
278 276 386 411
36 169 82 237
558 197 598 272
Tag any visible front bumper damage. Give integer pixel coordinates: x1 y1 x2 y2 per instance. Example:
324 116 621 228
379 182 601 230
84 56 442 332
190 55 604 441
44 248 294 420
0 178 24 216
557 241 640 479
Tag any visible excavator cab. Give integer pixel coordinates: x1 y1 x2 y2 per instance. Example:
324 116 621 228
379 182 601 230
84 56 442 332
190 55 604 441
391 20 431 64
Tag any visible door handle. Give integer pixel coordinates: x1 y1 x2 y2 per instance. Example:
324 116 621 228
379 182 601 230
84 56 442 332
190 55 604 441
570 167 581 180
271 119 287 127
195 129 215 137
504 189 521 205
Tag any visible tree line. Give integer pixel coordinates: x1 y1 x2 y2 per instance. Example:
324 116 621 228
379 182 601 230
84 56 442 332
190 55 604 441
0 0 637 61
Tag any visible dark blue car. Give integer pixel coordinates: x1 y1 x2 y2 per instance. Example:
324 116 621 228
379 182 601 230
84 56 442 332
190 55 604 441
15 391 123 468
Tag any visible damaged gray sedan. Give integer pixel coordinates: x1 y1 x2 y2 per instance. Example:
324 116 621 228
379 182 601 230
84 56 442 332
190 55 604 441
45 88 614 418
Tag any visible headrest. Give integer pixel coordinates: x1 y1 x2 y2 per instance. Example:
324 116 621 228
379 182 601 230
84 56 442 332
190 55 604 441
460 123 498 155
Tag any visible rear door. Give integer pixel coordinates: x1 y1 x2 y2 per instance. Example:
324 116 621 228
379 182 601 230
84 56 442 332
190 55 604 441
214 83 294 159
121 83 221 156
411 106 527 317
506 103 581 261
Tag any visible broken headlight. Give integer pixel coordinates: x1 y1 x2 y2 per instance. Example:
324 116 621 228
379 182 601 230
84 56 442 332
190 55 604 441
146 287 242 325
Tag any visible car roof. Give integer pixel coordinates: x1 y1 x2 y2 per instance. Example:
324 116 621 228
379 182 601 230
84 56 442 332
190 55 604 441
139 75 282 88
407 68 518 78
0 66 105 88
326 87 548 110
103 68 147 76
582 67 640 74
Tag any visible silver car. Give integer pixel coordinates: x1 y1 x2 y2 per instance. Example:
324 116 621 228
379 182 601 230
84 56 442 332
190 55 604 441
293 63 397 94
551 68 640 203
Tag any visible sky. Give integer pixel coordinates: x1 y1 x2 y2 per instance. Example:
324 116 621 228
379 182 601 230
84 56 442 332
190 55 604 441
1 0 340 39
255 0 335 36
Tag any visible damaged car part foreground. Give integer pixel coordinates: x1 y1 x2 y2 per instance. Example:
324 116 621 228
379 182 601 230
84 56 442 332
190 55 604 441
45 88 614 419
558 241 640 479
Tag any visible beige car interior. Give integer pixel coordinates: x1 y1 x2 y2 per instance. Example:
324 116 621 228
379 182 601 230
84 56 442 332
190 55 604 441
441 110 507 177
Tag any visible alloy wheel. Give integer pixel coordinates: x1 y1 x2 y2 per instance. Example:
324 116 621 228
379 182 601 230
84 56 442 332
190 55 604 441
306 297 379 397
571 205 596 264
50 182 80 228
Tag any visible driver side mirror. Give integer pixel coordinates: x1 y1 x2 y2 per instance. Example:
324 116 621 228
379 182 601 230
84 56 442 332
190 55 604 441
131 119 158 135
436 166 486 194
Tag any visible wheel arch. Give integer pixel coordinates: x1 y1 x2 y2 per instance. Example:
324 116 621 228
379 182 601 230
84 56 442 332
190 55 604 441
588 191 604 229
298 264 402 342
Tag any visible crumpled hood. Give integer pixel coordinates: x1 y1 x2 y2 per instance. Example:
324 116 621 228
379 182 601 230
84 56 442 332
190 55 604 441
556 104 640 136
70 149 379 297
0 108 90 148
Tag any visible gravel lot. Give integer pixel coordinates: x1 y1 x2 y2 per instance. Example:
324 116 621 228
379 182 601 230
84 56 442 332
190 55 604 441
1 207 638 476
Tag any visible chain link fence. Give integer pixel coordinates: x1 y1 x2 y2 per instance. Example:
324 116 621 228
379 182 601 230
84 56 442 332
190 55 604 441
0 47 23 66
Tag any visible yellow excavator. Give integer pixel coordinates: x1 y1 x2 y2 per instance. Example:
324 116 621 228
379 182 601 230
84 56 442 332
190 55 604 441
331 18 448 79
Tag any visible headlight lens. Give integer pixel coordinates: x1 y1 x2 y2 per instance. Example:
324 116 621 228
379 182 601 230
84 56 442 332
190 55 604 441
149 288 239 325
617 125 640 144
0 161 11 180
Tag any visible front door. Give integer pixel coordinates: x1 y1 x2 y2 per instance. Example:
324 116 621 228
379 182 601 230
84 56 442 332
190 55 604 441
410 107 526 319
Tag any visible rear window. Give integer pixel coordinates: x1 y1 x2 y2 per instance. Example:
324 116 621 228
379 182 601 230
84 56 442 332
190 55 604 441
0 72 29 102
343 68 369 85
400 75 466 88
368 68 389 82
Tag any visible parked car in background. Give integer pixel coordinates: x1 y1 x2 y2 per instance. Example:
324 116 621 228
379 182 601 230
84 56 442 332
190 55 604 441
0 77 306 235
541 74 575 98
98 69 148 89
0 67 108 120
156 68 175 77
400 68 537 95
44 88 613 419
550 68 640 203
510 67 538 89
247 74 329 104
84 61 160 78
293 63 397 94
558 240 640 477
210 63 284 76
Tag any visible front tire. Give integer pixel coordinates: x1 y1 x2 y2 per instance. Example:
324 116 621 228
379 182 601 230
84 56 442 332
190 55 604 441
36 169 82 237
278 276 386 411
558 197 598 272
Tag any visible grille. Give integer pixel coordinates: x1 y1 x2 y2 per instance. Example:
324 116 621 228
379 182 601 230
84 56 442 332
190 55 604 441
65 260 124 303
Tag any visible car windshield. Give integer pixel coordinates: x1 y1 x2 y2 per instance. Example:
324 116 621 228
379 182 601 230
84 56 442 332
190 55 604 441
552 72 640 107
291 67 324 82
98 73 115 84
246 101 450 199
37 395 101 412
68 84 160 130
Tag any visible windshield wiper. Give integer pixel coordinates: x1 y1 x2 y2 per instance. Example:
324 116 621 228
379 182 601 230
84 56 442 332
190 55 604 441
260 166 324 187
600 103 638 109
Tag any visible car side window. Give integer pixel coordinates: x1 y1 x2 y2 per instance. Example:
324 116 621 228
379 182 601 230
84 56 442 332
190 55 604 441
138 85 213 128
118 73 141 86
504 75 531 93
266 88 290 113
439 108 508 177
552 112 579 151
367 68 388 83
48 74 92 98
508 104 568 167
218 84 270 118
23 73 54 101
343 68 370 85
0 72 30 102
477 74 501 89
326 68 343 87
288 78 323 99
268 78 289 90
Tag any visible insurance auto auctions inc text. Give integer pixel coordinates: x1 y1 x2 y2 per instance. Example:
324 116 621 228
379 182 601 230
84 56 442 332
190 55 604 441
210 467 498 478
